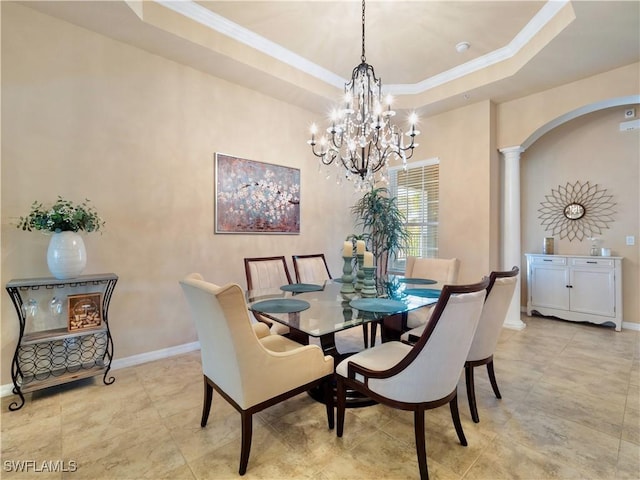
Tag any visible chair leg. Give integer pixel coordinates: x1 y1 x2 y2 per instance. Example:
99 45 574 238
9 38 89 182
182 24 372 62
465 364 480 423
413 408 429 480
336 377 346 437
370 322 378 347
201 376 213 427
362 324 369 348
239 411 253 475
323 377 335 429
487 359 502 399
449 393 467 447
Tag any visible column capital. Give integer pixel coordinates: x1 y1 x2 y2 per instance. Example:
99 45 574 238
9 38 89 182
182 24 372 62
499 145 524 156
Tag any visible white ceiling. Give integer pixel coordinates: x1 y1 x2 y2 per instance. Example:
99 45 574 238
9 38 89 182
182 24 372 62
22 1 640 116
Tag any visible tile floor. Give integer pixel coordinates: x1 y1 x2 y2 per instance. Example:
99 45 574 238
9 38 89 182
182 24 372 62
1 315 638 480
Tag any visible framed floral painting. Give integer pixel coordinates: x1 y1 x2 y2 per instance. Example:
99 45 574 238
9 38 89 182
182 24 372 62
215 153 300 234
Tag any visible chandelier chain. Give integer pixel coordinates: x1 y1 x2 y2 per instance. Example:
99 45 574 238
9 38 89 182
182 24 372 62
361 0 366 63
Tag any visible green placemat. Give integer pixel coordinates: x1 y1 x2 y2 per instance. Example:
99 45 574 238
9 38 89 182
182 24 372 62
403 288 441 298
397 277 437 285
251 299 310 314
280 283 323 293
349 298 406 314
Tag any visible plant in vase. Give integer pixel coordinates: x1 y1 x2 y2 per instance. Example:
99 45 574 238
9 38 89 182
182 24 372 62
16 196 105 279
350 187 410 283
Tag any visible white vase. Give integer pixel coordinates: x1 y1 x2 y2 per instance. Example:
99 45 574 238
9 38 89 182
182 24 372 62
47 231 87 279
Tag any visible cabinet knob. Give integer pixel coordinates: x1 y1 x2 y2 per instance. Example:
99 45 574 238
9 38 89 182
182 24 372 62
566 285 573 288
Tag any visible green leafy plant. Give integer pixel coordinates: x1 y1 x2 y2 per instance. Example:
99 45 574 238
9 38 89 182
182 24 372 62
350 187 409 279
16 196 105 233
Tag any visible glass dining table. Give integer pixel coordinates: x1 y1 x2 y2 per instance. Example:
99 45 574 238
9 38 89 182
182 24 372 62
246 277 439 360
247 277 439 406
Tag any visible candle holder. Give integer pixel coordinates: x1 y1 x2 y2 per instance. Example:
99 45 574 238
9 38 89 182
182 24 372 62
355 254 364 291
361 266 377 297
340 256 356 294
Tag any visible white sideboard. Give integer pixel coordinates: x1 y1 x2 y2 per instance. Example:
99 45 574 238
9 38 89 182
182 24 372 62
525 254 623 331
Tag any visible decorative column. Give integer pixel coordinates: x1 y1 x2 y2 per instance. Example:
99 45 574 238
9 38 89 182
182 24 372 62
500 146 526 330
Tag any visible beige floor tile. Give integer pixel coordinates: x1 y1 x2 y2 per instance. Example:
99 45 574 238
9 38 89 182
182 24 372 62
615 439 640 479
504 407 620 478
2 315 638 480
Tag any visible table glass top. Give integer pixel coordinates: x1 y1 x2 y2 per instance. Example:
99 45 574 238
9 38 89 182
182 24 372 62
247 278 437 338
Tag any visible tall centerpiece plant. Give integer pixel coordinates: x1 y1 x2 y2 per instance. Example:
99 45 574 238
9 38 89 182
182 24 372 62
16 196 105 279
350 187 410 282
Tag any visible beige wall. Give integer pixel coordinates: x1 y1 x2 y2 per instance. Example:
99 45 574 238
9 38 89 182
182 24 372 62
413 100 498 284
2 4 638 387
0 3 358 385
497 63 640 148
521 106 640 325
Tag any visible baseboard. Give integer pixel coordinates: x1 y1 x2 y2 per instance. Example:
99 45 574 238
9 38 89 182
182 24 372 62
0 341 201 398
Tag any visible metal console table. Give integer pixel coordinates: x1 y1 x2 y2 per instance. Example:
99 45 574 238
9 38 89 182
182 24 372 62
6 273 118 411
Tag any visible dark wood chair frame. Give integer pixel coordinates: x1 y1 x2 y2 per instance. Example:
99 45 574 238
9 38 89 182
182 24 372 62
336 278 491 480
465 266 519 423
201 374 334 476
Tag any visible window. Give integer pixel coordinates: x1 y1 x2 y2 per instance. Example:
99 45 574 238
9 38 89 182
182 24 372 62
388 158 440 272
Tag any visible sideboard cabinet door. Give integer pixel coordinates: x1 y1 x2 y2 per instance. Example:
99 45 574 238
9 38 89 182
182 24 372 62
529 256 569 311
569 258 616 317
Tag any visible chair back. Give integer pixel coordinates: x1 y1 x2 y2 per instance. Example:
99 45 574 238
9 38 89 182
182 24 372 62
292 254 332 283
180 276 275 408
244 256 292 290
467 267 519 362
406 256 460 287
370 280 488 403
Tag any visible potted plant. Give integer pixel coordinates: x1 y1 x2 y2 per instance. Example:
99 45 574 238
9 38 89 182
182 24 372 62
350 187 410 281
16 196 104 279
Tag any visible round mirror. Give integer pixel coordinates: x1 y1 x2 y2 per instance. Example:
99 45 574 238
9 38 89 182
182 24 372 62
563 202 585 220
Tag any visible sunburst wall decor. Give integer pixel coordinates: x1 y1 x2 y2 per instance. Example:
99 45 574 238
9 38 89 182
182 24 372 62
538 180 616 241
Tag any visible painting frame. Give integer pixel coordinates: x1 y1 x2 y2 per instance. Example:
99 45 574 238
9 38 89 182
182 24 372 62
67 293 103 332
214 153 301 234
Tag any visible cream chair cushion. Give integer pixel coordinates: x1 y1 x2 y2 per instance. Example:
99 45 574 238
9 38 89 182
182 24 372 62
295 257 331 284
247 260 291 290
466 276 517 361
405 257 460 329
245 258 292 335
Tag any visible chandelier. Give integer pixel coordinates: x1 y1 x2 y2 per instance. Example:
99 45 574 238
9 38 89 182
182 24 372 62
307 0 420 190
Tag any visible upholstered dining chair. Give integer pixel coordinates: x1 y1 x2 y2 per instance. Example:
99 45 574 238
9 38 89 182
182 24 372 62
403 256 461 330
464 266 519 422
401 267 519 424
244 256 293 335
335 279 490 480
292 253 332 284
292 253 378 348
180 274 334 476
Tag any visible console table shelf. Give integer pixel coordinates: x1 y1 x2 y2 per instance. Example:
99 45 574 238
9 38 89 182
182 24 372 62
6 273 118 411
